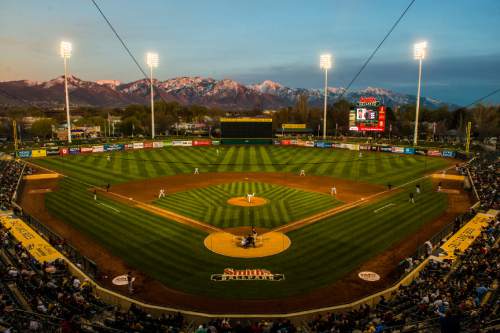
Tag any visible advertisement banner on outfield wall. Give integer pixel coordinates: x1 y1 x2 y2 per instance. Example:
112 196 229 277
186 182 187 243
290 139 298 145
380 146 392 152
80 147 93 153
343 143 360 151
163 140 173 147
143 142 153 149
124 143 133 150
46 148 60 156
92 145 104 153
153 141 163 148
359 144 371 150
69 147 80 155
281 140 291 145
370 146 379 151
331 143 342 149
273 140 281 145
59 147 69 156
172 140 192 146
441 150 456 158
404 147 415 155
212 140 221 146
391 146 405 154
427 150 441 157
17 150 32 158
104 144 124 152
31 149 47 158
415 149 428 156
133 142 144 149
192 140 211 146
315 141 332 148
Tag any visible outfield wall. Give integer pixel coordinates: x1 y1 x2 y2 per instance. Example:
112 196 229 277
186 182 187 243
16 138 462 160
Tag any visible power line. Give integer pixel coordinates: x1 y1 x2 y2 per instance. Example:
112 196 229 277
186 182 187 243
90 0 149 79
461 87 500 109
336 0 416 102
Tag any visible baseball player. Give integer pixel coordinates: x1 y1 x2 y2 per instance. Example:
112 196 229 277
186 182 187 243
437 182 442 192
106 155 111 162
299 169 306 176
330 185 337 196
359 151 363 158
93 189 97 201
247 193 255 203
194 167 199 175
216 148 220 156
416 184 421 194
158 188 166 198
409 192 415 204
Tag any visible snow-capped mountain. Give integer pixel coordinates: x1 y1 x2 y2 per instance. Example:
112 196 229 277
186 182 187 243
0 76 453 110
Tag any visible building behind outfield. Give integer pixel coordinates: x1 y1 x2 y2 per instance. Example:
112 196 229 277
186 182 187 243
220 117 273 144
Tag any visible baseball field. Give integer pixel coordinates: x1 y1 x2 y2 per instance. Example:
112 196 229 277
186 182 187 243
19 146 471 313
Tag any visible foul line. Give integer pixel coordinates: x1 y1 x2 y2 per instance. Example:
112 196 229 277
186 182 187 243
97 202 120 213
374 203 396 213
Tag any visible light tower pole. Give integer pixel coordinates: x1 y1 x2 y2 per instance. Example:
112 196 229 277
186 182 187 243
320 54 332 140
413 41 427 146
146 52 159 139
60 41 72 143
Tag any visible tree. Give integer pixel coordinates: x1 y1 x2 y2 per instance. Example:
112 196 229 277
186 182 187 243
470 104 500 138
30 118 55 139
120 116 143 136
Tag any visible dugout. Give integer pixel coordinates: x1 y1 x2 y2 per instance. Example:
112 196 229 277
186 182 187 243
220 117 273 144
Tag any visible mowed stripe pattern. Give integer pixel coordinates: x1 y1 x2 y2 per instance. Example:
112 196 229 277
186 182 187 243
43 178 447 299
33 146 449 187
154 182 340 229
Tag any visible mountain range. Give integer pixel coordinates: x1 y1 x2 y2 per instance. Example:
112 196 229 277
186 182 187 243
0 76 454 110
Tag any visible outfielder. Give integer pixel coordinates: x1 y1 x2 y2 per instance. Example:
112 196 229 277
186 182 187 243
416 184 421 194
409 192 415 204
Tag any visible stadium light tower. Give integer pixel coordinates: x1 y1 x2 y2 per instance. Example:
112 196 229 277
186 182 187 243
146 52 159 139
60 41 72 143
413 41 427 146
320 54 332 139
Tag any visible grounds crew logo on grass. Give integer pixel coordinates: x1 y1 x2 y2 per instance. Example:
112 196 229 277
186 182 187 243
211 268 284 281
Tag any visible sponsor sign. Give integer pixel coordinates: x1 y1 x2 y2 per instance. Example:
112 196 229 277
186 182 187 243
282 123 306 129
163 140 173 147
69 147 80 155
212 140 221 146
315 141 332 148
273 139 281 145
153 141 164 148
172 140 193 147
441 150 455 158
192 140 212 146
92 145 104 153
439 213 492 260
124 143 134 150
427 150 441 157
31 149 47 158
391 146 405 154
290 139 298 145
220 117 272 123
359 144 371 150
370 145 379 152
0 216 63 263
380 146 392 152
59 147 69 156
104 144 124 152
80 147 93 153
17 150 32 158
358 271 381 282
133 142 144 149
211 268 284 281
281 139 291 145
404 147 415 155
112 275 135 286
343 143 360 151
331 143 342 149
46 147 60 156
415 149 428 156
143 142 153 149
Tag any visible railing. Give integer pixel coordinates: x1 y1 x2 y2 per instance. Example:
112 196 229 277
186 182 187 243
17 211 99 279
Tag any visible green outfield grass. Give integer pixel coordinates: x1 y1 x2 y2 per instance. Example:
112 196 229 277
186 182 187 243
32 146 450 187
44 175 448 299
154 182 341 229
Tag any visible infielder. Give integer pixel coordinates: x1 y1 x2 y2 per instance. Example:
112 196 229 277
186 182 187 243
299 169 306 176
330 186 337 196
158 188 166 199
247 193 255 203
194 167 199 175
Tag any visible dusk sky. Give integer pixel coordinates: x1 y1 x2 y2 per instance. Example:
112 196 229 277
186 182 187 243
1 0 499 105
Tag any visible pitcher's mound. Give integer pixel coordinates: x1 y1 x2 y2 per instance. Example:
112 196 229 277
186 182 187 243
227 196 269 207
204 231 291 258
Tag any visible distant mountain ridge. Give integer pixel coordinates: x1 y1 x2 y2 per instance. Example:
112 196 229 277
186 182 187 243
0 76 454 110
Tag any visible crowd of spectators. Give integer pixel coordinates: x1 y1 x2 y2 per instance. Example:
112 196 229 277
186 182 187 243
467 155 500 210
0 160 32 211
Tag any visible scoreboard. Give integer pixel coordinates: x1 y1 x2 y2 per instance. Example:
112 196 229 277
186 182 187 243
349 97 386 132
220 117 273 138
